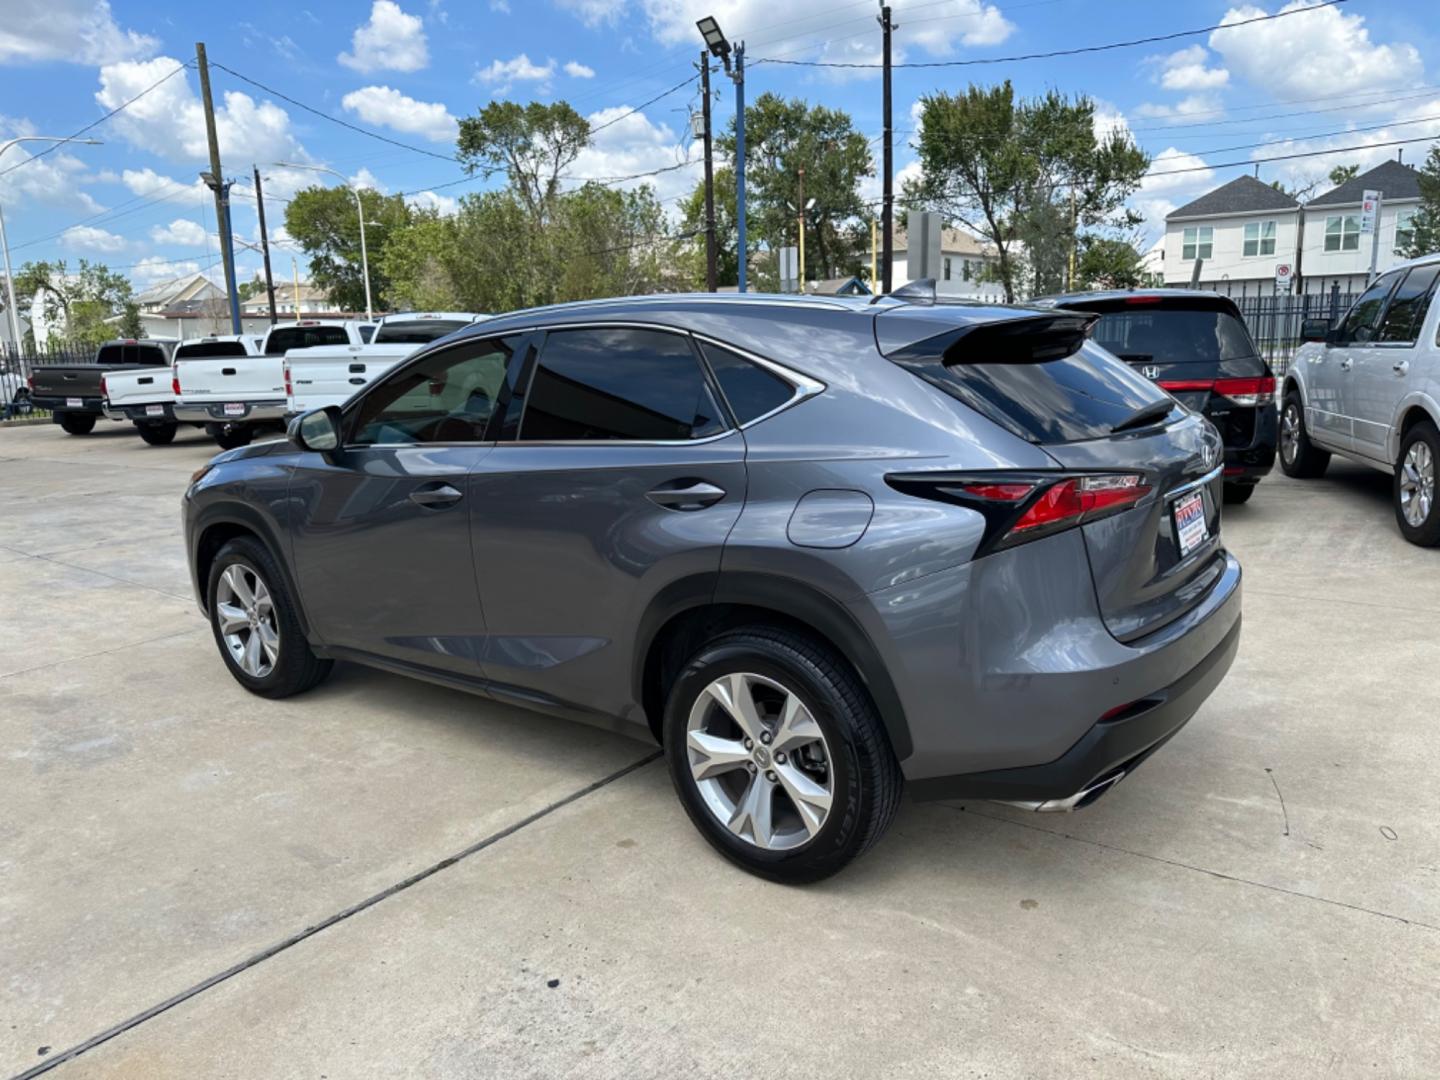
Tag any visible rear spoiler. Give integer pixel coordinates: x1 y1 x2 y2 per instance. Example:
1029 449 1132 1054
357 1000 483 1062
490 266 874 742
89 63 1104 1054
883 312 1098 367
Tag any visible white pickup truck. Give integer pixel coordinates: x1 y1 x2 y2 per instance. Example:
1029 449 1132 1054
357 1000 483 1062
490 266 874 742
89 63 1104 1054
174 320 372 448
103 335 261 445
285 312 488 414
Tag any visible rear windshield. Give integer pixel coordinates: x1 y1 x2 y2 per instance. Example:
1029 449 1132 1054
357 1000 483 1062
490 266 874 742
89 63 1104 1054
175 341 248 359
1088 306 1257 366
96 343 168 366
265 326 351 353
917 341 1174 444
373 319 471 344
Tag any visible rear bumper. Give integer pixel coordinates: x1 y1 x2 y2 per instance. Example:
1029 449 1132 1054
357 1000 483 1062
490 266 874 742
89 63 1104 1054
1213 402 1277 483
908 613 1241 804
108 402 177 423
174 399 287 423
33 394 103 414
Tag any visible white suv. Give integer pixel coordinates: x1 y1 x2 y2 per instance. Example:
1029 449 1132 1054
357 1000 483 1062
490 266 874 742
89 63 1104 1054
1282 253 1440 545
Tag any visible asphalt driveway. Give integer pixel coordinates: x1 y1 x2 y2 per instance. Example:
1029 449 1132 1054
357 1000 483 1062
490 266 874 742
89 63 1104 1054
3 420 1437 1079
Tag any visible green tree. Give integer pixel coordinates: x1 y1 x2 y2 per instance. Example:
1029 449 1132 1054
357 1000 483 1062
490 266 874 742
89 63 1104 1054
456 101 590 226
284 186 413 313
907 82 1149 300
715 93 873 285
678 166 739 289
1075 235 1145 289
237 277 266 302
14 259 135 348
1396 144 1440 259
1329 163 1360 187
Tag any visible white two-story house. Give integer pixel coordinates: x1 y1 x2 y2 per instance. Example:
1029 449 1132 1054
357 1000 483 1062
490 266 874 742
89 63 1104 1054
1163 176 1301 296
1297 159 1422 296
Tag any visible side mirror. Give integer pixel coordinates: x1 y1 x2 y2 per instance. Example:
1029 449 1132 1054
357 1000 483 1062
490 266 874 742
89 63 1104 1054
288 406 342 454
1300 317 1331 343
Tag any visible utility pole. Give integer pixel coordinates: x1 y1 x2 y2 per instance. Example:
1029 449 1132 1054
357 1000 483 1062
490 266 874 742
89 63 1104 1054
879 3 895 295
195 43 241 333
733 43 747 293
871 217 878 290
797 166 806 289
700 52 717 293
253 166 278 325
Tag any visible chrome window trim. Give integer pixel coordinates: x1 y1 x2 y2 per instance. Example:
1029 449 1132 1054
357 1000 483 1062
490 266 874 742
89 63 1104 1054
688 330 826 431
1165 465 1223 500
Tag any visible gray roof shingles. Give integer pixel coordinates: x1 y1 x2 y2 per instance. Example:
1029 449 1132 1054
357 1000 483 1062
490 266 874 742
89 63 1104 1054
1166 175 1300 221
1307 159 1421 207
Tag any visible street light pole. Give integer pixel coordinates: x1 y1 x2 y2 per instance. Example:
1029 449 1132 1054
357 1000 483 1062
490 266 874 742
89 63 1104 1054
276 161 373 320
0 136 103 351
733 42 747 293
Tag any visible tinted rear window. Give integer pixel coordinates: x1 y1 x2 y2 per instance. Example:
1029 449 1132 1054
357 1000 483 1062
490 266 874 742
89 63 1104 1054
373 320 472 344
699 341 796 424
175 341 248 359
265 326 351 353
96 343 168 365
1089 307 1257 366
916 341 1173 444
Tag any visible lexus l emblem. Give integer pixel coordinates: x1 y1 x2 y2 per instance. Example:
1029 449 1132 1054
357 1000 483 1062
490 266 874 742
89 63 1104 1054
1142 365 1160 380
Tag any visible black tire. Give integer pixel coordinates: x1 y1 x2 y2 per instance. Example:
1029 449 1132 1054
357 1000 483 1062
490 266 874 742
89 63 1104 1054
137 421 178 446
1222 482 1255 505
1278 391 1329 478
58 412 97 435
663 626 903 883
1394 420 1440 547
207 423 253 450
207 537 332 699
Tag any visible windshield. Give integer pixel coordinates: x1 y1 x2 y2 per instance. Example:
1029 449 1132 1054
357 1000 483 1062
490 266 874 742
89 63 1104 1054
1089 307 1257 366
265 326 351 353
373 320 472 344
175 341 248 359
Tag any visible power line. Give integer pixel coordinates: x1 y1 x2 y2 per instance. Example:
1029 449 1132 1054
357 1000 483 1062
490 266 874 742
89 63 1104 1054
0 61 192 179
1147 133 1440 179
757 0 1349 68
588 74 699 135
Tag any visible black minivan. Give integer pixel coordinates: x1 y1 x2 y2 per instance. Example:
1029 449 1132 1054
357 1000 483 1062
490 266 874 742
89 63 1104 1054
1039 290 1278 504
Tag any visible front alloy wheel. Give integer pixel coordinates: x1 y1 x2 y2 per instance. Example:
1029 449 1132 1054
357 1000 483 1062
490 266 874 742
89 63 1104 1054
215 563 280 678
686 672 834 851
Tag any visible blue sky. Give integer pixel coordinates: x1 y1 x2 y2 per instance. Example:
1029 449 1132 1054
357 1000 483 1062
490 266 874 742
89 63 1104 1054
1 0 1436 292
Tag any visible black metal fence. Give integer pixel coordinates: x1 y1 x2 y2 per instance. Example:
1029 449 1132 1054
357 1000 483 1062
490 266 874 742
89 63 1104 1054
1 342 99 422
1232 285 1356 377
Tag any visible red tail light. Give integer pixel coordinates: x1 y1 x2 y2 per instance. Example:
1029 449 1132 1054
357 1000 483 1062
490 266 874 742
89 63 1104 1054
100 374 108 401
1157 376 1274 406
27 373 35 390
283 364 293 397
172 372 182 396
887 471 1151 555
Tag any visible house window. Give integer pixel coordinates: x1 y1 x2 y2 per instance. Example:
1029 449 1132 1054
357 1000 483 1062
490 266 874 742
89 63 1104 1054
962 260 972 281
1243 220 1277 257
1395 210 1416 252
1324 215 1361 252
1182 226 1213 261
943 257 952 281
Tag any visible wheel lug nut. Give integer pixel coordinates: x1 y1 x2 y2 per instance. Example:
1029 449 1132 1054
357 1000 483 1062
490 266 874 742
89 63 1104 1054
746 762 757 774
760 732 772 745
774 751 786 764
743 738 753 750
766 770 777 783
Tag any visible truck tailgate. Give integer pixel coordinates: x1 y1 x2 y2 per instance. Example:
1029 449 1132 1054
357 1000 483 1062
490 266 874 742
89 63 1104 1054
287 343 418 412
175 356 285 402
30 366 105 400
105 367 173 407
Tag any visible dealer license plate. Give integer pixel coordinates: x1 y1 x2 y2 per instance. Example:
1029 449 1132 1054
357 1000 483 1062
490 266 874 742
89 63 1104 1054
146 404 165 416
1173 490 1208 557
223 403 245 417
66 397 82 408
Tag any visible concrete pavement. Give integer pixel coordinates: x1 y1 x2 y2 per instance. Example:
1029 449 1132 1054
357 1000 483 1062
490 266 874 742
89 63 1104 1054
2 420 1437 1079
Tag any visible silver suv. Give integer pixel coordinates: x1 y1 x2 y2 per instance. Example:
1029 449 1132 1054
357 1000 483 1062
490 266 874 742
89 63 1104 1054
1283 254 1440 544
184 293 1242 881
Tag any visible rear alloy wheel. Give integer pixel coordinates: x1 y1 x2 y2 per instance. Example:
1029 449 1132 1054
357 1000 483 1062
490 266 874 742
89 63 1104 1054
1278 392 1329 479
1395 420 1440 547
58 412 96 436
1222 482 1255 505
207 537 332 698
137 421 178 446
664 627 902 883
207 423 253 450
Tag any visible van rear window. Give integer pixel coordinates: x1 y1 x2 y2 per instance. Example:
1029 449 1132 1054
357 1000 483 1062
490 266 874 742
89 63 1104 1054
906 341 1174 445
175 341 248 359
1089 308 1257 366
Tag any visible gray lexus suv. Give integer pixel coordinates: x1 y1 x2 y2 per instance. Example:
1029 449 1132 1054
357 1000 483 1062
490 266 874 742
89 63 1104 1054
184 292 1242 881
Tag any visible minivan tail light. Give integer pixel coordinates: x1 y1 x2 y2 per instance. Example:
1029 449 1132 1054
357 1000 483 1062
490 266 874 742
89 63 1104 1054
886 471 1151 555
1212 376 1275 406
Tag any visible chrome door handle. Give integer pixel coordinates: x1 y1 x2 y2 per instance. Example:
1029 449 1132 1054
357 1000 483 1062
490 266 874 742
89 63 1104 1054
409 482 463 508
646 481 726 510
1393 360 1409 375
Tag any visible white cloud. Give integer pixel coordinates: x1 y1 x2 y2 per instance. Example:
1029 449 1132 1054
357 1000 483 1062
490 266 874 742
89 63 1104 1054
489 0 510 10
1142 147 1214 193
1092 101 1133 144
339 0 429 73
150 218 207 246
61 225 127 253
96 57 306 165
1252 97 1440 191
0 0 156 65
571 105 699 205
554 0 621 25
0 139 104 214
1134 94 1225 123
1152 44 1229 92
121 168 208 203
1210 1 1421 100
341 86 458 144
407 190 460 215
564 60 595 78
474 53 556 94
130 256 201 284
348 167 386 193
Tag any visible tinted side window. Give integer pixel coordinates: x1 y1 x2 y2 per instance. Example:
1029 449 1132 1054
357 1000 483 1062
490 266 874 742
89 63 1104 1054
265 326 351 353
1337 273 1402 344
519 328 725 441
1375 265 1440 345
699 341 797 424
349 337 515 445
